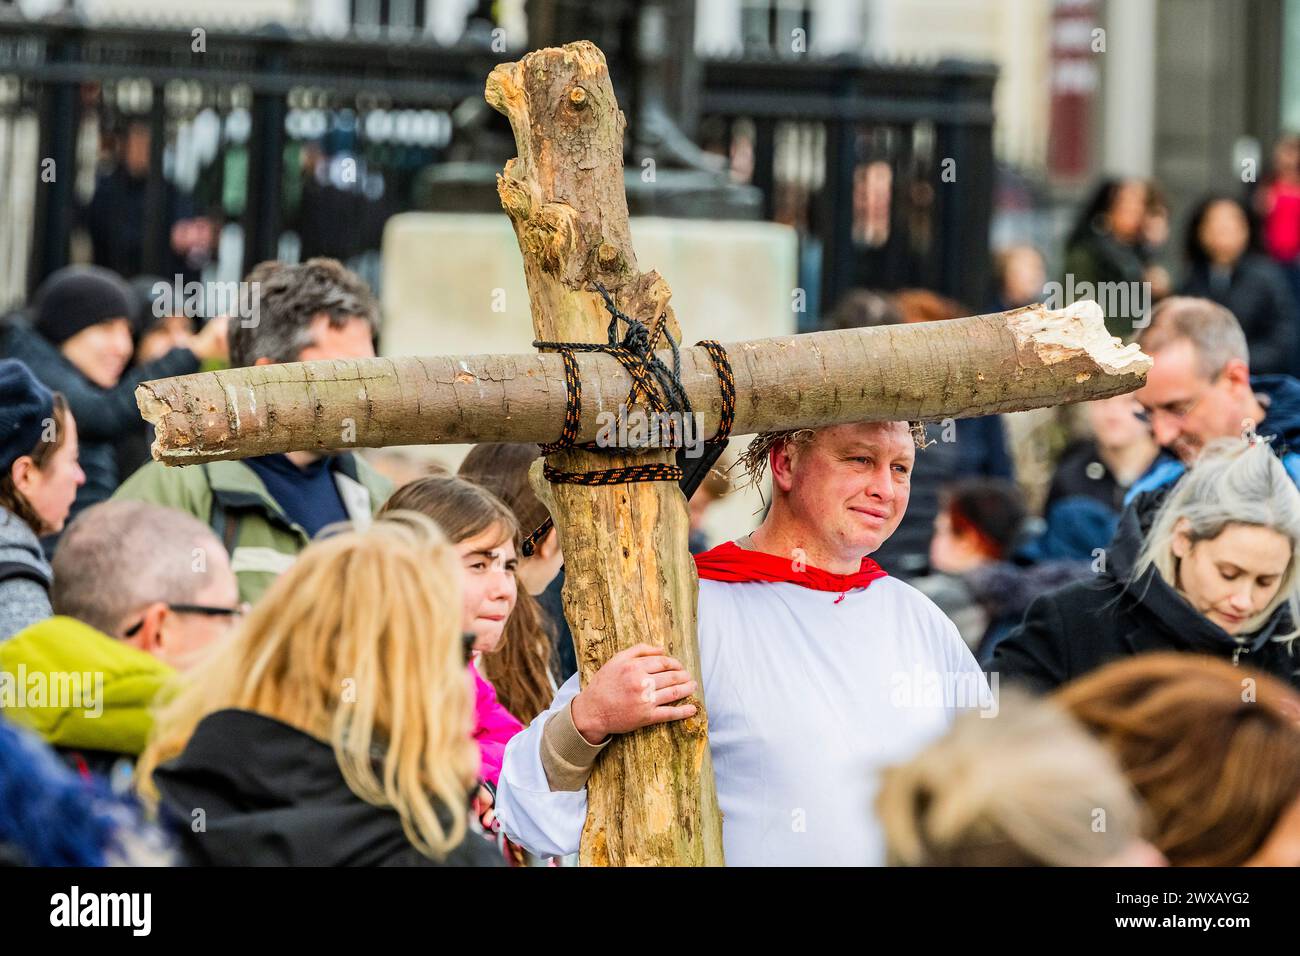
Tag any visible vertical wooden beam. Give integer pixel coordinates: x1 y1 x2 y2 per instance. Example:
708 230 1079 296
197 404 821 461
486 41 725 866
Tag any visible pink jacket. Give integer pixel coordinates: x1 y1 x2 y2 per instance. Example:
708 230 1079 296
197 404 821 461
471 658 524 787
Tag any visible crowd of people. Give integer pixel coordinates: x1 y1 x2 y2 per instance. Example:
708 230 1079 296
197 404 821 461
3 165 1300 868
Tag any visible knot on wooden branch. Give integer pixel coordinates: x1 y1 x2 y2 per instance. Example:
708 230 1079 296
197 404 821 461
522 202 580 279
495 171 533 222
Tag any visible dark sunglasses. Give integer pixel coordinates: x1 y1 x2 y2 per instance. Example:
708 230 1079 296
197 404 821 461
123 602 249 638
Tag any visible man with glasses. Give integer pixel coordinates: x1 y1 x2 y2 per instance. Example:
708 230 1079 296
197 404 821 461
0 500 240 782
1123 298 1300 532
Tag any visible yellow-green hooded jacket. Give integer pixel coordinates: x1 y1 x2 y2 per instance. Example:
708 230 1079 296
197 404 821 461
0 616 173 763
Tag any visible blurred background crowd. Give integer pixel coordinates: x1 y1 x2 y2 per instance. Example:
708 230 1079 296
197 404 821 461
1 0 1300 870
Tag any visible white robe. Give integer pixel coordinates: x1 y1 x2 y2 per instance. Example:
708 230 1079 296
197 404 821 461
495 574 990 866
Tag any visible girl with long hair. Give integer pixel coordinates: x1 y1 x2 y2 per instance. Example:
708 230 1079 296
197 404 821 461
458 442 565 721
378 476 528 784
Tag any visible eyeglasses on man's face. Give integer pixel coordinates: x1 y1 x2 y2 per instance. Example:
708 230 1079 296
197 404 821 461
1133 372 1222 427
123 602 250 638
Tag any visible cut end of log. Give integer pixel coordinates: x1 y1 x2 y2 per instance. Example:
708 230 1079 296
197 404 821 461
135 382 180 462
1006 300 1152 379
486 41 607 124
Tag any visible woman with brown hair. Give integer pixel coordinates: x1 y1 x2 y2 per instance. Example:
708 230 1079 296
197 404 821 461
1056 652 1300 866
136 513 499 865
0 359 85 639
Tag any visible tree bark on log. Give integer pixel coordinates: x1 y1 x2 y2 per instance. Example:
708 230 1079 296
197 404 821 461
137 299 1150 465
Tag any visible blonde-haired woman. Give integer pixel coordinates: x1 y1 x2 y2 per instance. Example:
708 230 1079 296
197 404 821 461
136 512 500 866
995 439 1300 691
877 690 1161 866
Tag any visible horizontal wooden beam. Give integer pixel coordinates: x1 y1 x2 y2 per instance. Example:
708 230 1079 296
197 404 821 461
138 300 1150 465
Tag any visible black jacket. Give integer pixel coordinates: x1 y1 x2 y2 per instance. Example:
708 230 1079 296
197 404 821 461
82 167 196 281
991 503 1300 693
964 559 1092 668
0 315 199 521
153 709 502 867
538 569 577 682
1179 254 1298 376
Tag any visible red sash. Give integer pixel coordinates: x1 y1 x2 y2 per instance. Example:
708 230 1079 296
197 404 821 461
694 541 887 602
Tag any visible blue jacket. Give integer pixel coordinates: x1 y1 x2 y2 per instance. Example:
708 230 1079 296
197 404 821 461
0 717 168 866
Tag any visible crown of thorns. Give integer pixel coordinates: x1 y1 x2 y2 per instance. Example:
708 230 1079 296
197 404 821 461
732 422 931 488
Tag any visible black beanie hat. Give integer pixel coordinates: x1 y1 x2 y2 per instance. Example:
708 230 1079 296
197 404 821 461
0 359 56 477
128 275 168 339
33 265 134 345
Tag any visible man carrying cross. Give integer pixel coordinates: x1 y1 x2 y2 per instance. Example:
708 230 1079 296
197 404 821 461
495 419 991 865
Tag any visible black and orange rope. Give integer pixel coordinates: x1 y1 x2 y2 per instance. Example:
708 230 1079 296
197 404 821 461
537 347 583 454
695 338 736 444
520 282 735 556
541 461 684 486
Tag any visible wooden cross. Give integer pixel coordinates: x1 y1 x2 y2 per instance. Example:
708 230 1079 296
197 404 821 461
136 42 1151 867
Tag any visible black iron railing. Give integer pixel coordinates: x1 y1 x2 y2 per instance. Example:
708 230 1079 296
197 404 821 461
0 13 996 324
700 54 997 316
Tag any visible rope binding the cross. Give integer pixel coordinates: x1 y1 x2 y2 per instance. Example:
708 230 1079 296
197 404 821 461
519 282 736 556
